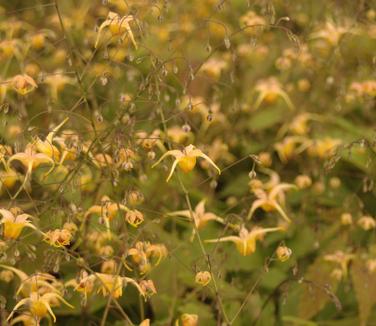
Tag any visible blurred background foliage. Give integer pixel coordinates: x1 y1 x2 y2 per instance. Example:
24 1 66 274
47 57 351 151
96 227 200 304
0 0 376 325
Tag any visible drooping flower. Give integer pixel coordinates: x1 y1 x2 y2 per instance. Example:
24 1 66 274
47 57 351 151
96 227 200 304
65 270 95 303
8 144 55 198
95 11 138 49
0 265 58 297
43 228 73 247
205 226 283 256
168 199 224 229
324 250 355 279
34 117 69 162
7 291 73 323
254 77 294 110
95 273 145 299
0 208 37 239
126 241 168 274
9 74 37 95
152 144 221 182
247 173 296 223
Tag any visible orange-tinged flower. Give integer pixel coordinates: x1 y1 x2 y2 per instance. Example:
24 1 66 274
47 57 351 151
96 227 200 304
205 226 283 256
152 144 221 182
9 74 37 95
43 228 73 247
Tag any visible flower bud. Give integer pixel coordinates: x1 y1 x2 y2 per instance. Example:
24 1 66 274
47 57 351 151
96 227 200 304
276 245 292 262
195 271 211 286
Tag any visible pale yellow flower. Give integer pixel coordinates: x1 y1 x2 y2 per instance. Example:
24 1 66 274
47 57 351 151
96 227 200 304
180 313 198 326
8 144 55 198
205 226 283 256
152 144 221 182
167 199 224 229
7 291 73 323
95 273 144 299
95 11 137 49
247 181 296 223
195 271 211 286
0 265 58 297
254 77 294 110
324 250 355 278
34 117 69 162
0 208 36 239
357 215 376 230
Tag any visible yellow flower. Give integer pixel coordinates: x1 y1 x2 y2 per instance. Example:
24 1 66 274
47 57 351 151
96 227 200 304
139 279 157 298
66 271 95 302
9 313 37 326
0 208 37 239
9 74 37 95
341 213 353 226
168 199 224 229
357 215 376 230
205 226 283 256
247 181 296 223
324 250 355 279
43 71 75 100
199 57 228 79
254 77 294 110
34 117 69 162
195 271 211 286
307 137 341 159
274 136 311 163
276 245 292 262
125 209 144 227
43 228 73 247
126 241 167 274
152 144 221 182
7 291 73 323
95 11 137 49
8 144 55 198
310 20 350 47
0 167 19 196
180 313 198 326
0 265 57 297
95 273 144 299
289 113 312 135
294 175 312 189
